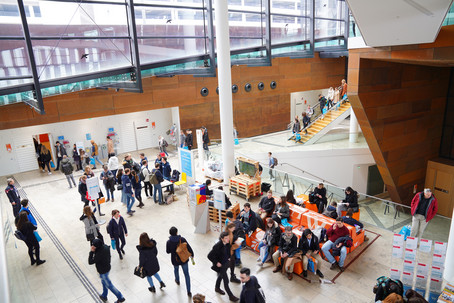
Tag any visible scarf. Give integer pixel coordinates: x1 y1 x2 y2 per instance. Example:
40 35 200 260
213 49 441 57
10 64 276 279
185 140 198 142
282 232 293 245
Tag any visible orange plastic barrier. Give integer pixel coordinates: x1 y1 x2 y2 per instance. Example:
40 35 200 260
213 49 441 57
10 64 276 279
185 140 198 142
341 209 361 220
305 203 318 212
288 204 308 226
245 228 265 252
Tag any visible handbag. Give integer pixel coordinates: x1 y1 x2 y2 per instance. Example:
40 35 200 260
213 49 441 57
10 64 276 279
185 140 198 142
134 266 146 279
111 239 116 250
98 197 106 204
86 232 95 241
116 184 123 191
34 231 42 242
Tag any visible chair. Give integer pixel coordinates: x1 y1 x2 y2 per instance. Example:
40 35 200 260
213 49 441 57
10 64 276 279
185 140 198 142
174 172 187 190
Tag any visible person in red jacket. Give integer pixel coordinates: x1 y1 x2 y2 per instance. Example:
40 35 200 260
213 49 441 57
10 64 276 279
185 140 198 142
410 188 438 239
321 217 349 271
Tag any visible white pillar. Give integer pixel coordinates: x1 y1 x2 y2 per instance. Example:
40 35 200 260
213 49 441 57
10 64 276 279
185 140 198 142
214 0 235 183
349 108 359 143
444 208 454 283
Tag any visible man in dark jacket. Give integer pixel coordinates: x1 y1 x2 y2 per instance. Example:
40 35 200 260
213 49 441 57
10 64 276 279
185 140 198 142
106 210 128 260
321 217 350 271
410 188 438 239
88 239 125 303
319 94 327 119
60 155 76 189
152 163 165 204
237 203 257 235
312 183 327 213
161 157 174 193
54 141 67 171
185 129 193 150
166 226 194 297
272 226 298 280
257 190 275 221
202 126 210 159
5 178 21 217
121 168 135 215
239 267 264 303
297 229 324 278
207 231 239 302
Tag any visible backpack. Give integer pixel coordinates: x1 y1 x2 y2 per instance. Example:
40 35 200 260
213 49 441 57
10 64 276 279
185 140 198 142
163 139 168 147
14 230 27 241
149 170 159 185
273 157 278 166
170 170 180 182
132 162 141 174
139 167 147 182
176 238 192 263
62 161 73 174
373 276 403 301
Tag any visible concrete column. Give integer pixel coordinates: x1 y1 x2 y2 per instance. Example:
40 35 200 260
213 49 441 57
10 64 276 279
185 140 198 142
444 208 454 283
214 0 235 182
349 108 359 143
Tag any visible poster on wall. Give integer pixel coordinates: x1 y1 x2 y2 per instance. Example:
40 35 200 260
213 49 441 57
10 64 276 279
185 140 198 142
75 142 84 155
86 133 91 141
6 144 12 152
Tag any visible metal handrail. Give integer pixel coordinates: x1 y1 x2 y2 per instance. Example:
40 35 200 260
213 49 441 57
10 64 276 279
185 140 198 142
279 162 339 186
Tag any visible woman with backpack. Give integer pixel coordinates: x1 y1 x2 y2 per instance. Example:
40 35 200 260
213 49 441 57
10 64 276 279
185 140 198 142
16 211 45 266
131 170 144 208
107 209 128 260
80 205 103 245
137 232 166 293
166 226 194 297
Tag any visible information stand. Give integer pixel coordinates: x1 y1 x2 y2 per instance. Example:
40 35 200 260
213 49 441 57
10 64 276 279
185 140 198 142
86 177 105 225
188 184 209 234
213 188 226 235
179 147 195 185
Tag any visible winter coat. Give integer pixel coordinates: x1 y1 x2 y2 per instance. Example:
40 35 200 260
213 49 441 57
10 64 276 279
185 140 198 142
88 243 111 274
80 214 100 240
122 174 133 194
106 216 127 239
342 191 359 209
278 233 298 256
411 191 438 222
262 221 281 246
259 196 275 215
240 276 261 303
55 144 67 158
19 206 37 226
297 232 320 255
18 221 38 246
166 235 194 266
274 203 290 219
100 170 115 191
60 158 73 175
207 240 230 272
237 209 258 232
137 240 160 276
161 162 171 179
78 181 88 203
332 236 353 256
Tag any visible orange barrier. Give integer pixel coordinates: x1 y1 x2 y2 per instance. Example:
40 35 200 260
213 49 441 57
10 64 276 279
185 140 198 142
341 209 361 220
305 203 318 212
245 228 265 253
288 204 308 226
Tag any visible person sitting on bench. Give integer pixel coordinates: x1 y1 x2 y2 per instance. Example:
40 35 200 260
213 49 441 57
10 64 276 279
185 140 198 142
272 226 298 280
271 196 290 225
322 201 338 219
257 190 276 221
322 217 349 272
313 183 327 213
337 186 359 218
342 208 369 241
237 203 257 236
298 229 324 279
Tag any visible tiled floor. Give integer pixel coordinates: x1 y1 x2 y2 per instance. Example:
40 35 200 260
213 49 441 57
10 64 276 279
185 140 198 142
1 146 448 303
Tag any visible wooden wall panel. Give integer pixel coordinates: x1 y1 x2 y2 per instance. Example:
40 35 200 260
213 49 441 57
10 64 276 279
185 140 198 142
0 55 346 144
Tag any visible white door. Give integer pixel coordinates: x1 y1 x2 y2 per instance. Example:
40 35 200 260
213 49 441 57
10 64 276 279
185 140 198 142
135 121 154 150
119 121 137 153
13 135 38 172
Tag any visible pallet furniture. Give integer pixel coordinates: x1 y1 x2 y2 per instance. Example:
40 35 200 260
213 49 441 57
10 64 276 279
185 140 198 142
208 202 240 223
229 157 261 201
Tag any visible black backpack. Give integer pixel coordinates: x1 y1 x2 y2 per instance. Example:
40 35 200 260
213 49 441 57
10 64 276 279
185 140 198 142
139 167 147 182
62 162 72 174
171 170 180 182
373 276 403 301
14 230 27 241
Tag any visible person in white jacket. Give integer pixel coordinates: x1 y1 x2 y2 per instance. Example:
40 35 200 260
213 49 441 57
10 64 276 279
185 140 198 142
107 156 120 183
327 87 334 109
141 160 153 199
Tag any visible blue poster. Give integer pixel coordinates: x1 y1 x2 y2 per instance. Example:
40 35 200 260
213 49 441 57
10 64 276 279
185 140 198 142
108 127 114 132
58 136 64 141
180 148 193 178
86 133 91 140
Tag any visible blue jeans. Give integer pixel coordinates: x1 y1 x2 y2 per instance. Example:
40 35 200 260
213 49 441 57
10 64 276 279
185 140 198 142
258 242 269 263
104 184 114 200
322 240 347 267
125 193 135 213
235 248 241 265
146 273 162 287
99 272 124 300
154 183 163 203
174 263 191 293
121 188 126 204
93 155 103 168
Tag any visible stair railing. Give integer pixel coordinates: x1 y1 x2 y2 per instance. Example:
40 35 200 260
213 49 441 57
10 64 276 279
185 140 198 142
279 162 339 186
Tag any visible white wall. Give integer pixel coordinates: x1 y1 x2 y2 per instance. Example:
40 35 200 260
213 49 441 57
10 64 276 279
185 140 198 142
248 148 375 194
291 88 330 120
0 108 174 176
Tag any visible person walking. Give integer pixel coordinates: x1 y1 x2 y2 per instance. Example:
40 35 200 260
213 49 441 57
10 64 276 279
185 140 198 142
292 116 300 135
39 145 52 174
88 238 125 303
80 205 103 245
410 188 438 239
107 136 115 158
302 112 310 135
100 165 115 202
107 156 119 183
116 169 126 205
141 160 153 199
61 155 76 189
158 136 169 157
79 149 89 171
268 152 275 180
318 94 327 120
202 126 210 159
239 267 264 303
122 168 135 215
180 130 186 148
54 141 67 171
15 211 45 266
78 175 90 206
151 163 164 204
137 232 166 293
5 178 21 217
90 140 103 169
207 231 240 302
72 144 81 171
166 226 194 297
131 170 144 208
107 210 127 260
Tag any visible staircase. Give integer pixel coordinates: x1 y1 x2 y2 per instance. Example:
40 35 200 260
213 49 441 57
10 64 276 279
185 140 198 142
291 102 351 145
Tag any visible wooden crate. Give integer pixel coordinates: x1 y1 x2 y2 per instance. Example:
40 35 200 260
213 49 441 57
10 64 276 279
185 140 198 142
209 202 240 223
229 175 261 201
